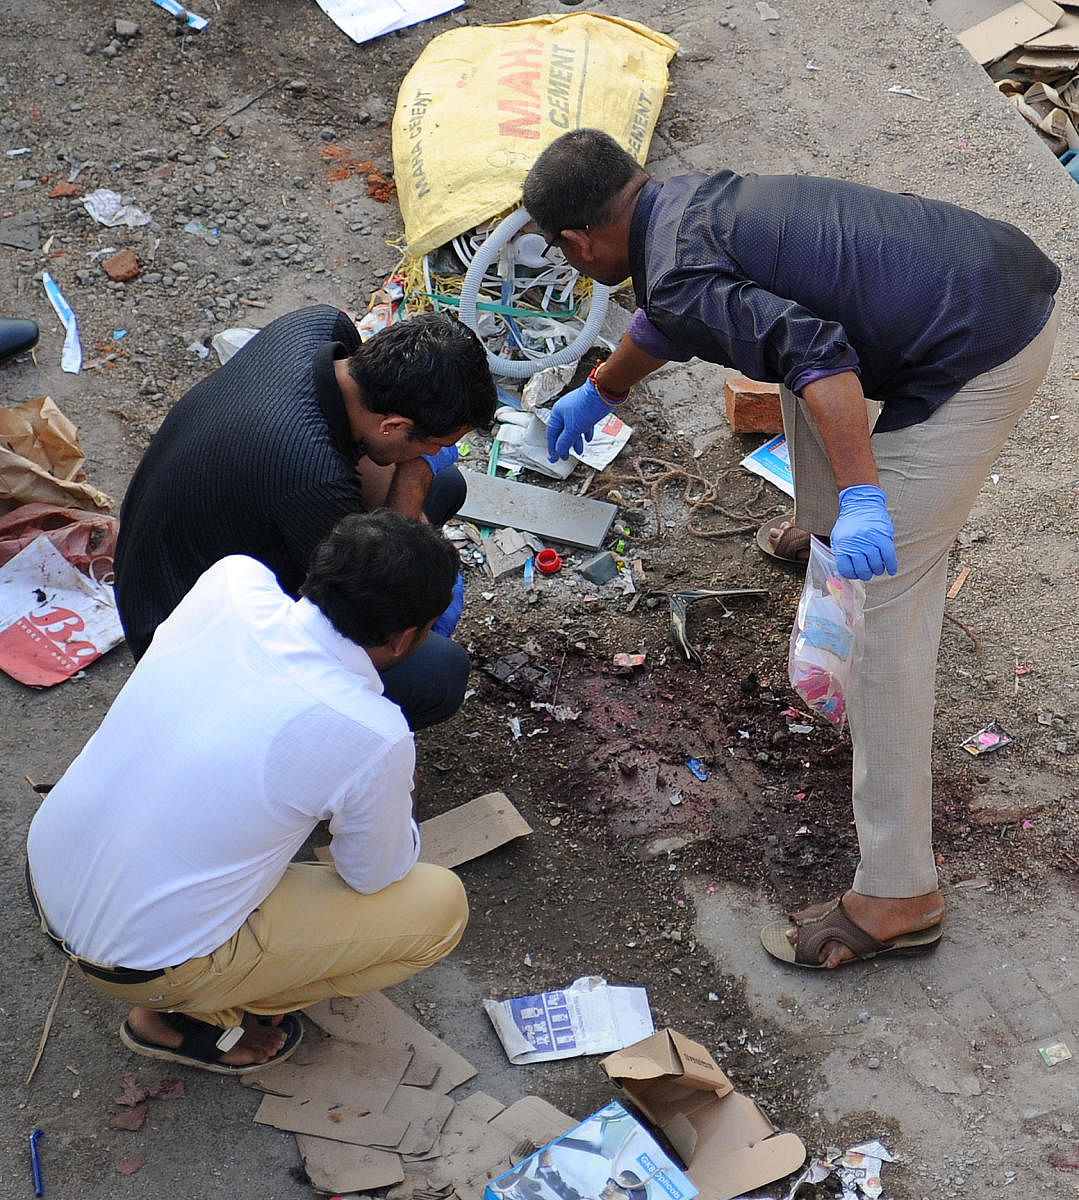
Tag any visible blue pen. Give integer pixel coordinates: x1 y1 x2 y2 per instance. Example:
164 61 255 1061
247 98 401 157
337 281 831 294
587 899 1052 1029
29 1128 43 1196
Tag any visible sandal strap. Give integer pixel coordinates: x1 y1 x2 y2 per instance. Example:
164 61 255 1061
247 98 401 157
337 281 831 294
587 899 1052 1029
163 1012 233 1063
793 898 887 966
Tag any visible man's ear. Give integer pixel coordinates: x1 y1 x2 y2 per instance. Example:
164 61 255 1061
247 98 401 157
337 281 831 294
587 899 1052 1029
559 227 594 262
376 414 414 439
385 625 421 658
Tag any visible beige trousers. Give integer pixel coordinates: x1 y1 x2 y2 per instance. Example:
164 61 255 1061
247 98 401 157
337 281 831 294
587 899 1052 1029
781 307 1058 897
92 861 468 1028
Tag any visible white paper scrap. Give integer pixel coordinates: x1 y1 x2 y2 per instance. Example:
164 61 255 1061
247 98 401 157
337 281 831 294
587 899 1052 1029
483 975 653 1065
82 187 153 228
740 433 794 497
313 0 463 45
42 272 82 374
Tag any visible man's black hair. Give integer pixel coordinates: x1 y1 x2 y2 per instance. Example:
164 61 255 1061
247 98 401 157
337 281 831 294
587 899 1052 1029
522 129 644 239
347 313 496 440
300 510 458 647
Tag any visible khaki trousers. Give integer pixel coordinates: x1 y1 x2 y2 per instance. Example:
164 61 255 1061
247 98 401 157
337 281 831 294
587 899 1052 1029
780 308 1058 896
92 862 468 1028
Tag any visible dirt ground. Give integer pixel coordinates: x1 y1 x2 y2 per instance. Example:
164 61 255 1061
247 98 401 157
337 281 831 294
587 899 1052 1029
2 0 1078 1197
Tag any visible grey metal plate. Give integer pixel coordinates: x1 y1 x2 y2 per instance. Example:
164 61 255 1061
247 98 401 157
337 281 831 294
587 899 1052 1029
458 469 616 549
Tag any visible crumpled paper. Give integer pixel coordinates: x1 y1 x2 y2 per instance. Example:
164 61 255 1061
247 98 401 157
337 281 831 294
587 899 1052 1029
82 187 153 228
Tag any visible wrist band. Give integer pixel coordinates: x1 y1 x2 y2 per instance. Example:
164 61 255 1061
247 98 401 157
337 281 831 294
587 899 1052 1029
589 361 629 406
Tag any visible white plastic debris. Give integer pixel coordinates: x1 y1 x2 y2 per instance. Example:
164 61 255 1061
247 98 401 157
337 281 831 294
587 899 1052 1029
211 327 259 365
82 187 152 228
42 271 82 373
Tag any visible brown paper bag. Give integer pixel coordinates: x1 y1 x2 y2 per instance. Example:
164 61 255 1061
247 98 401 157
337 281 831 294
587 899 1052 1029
0 396 113 513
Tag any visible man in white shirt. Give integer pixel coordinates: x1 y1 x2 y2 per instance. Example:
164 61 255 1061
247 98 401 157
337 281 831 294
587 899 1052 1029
26 510 469 1075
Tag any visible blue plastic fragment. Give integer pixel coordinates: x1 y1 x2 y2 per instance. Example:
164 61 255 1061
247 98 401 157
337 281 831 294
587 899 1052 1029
685 757 708 781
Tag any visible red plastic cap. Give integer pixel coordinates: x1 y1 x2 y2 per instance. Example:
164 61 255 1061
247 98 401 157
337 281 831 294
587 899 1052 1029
535 548 562 575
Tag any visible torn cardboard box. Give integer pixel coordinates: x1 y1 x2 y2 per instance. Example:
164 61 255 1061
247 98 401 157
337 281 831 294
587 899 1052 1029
958 0 1063 64
601 1028 806 1200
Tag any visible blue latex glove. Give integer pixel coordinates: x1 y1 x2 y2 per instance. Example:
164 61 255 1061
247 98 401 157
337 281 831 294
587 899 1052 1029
546 378 611 461
422 444 460 475
431 571 464 637
830 484 898 581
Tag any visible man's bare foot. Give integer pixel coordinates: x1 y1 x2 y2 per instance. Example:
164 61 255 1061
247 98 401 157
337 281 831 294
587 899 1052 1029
768 518 798 551
761 516 813 563
126 1006 288 1066
787 889 945 969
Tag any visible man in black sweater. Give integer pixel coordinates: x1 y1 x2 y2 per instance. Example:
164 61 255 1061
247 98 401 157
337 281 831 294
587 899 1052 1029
113 306 497 730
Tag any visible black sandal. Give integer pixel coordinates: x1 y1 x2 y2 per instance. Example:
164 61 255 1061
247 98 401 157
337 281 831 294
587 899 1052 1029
119 1011 303 1075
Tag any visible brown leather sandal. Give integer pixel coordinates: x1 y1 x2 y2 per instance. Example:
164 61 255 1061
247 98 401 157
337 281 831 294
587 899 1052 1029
760 897 943 968
755 513 814 565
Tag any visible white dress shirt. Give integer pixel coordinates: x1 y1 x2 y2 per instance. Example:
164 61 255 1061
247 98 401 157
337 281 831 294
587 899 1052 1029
27 556 419 968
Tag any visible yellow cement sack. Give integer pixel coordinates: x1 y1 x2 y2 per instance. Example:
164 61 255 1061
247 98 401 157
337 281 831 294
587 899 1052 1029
392 12 678 257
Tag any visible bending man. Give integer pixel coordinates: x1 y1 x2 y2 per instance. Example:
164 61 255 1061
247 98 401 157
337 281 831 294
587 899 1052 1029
113 307 497 731
523 129 1059 969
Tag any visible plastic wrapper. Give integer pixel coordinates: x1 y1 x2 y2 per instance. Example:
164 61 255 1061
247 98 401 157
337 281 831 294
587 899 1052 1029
788 536 865 729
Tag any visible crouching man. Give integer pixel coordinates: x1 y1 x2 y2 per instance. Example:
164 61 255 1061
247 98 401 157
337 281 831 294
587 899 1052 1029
26 510 468 1075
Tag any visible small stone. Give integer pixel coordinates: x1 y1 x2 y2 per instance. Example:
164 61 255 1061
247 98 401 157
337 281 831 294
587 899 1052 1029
318 126 336 141
54 73 68 86
102 248 139 281
285 80 308 95
867 1056 881 1069
115 18 139 38
102 40 121 57
49 180 79 198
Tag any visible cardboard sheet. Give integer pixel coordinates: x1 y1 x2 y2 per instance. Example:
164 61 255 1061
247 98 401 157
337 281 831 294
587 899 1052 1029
242 1034 412 1115
1025 8 1079 45
305 993 477 1093
419 792 533 869
452 1091 507 1125
384 1085 455 1155
314 791 532 871
296 1133 404 1193
488 1095 577 1148
425 1105 516 1196
254 1095 408 1147
958 0 1063 63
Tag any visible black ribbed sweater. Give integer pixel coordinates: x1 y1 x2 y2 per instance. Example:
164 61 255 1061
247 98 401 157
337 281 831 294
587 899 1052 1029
113 305 362 659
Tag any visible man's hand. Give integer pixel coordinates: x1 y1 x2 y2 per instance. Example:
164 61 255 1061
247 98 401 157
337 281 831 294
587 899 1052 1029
421 445 459 475
830 484 898 580
432 571 464 637
546 378 611 461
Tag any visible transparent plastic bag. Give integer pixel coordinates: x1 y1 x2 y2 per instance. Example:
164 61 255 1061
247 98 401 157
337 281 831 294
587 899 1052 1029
788 536 865 728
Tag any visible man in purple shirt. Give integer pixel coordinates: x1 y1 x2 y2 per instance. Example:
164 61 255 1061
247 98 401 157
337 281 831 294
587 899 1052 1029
523 128 1059 970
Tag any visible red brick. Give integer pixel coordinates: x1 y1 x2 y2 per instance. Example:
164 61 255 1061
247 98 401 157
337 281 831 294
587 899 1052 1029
48 180 79 198
103 248 139 282
724 373 783 433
